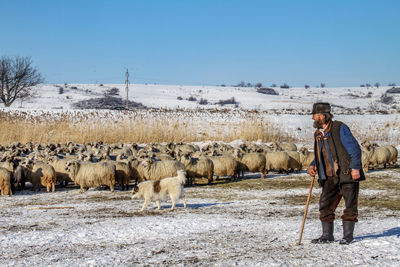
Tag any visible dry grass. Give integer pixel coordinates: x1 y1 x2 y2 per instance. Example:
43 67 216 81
0 110 289 144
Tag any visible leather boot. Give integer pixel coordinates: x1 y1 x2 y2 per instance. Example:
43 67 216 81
311 222 334 244
339 221 355 245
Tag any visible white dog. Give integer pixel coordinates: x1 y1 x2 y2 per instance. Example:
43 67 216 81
131 170 187 211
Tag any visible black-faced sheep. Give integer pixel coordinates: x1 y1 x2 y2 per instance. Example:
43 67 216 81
65 161 116 193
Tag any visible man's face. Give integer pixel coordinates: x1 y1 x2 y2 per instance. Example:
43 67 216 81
312 113 325 129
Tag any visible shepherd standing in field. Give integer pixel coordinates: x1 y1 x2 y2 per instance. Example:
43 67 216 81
307 102 365 245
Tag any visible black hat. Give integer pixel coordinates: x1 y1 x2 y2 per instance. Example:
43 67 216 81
312 102 331 114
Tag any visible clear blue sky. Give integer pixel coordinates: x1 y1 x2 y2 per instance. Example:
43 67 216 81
1 0 399 87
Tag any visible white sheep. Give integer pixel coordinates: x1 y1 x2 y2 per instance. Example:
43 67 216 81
382 145 398 167
361 147 370 173
265 151 290 174
286 151 302 173
279 142 298 151
134 159 185 182
65 161 116 193
23 161 57 192
178 153 214 184
298 147 315 170
110 161 132 190
48 156 73 186
0 159 14 172
0 167 12 196
234 150 266 178
208 156 239 181
366 146 391 169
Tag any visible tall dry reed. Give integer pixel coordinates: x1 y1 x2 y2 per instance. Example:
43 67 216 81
0 110 289 144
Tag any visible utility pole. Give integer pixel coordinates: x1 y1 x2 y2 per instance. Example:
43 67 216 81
125 68 129 110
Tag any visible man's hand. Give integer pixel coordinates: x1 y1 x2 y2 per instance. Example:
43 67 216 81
351 169 361 180
307 165 316 177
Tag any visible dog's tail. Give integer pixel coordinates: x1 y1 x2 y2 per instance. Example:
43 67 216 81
176 170 187 185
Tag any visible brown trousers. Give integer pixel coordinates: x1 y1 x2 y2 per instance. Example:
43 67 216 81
319 176 359 222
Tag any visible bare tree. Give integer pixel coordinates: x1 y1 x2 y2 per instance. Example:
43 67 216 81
255 82 263 88
0 56 44 107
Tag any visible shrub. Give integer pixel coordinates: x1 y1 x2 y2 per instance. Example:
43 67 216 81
380 94 394 104
386 87 400 94
187 96 197 101
217 97 238 106
304 85 310 89
177 96 183 100
198 98 208 105
280 83 290 89
58 87 64 94
256 87 278 95
104 87 119 96
70 86 78 90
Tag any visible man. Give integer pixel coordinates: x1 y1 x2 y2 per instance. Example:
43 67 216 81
307 102 365 245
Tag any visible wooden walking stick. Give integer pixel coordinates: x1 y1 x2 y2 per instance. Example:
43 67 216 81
297 173 316 245
298 137 321 245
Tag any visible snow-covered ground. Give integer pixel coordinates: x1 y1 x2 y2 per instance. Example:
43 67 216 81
0 170 399 266
7 83 400 113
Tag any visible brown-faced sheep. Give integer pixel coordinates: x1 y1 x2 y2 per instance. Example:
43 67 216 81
234 150 266 178
23 161 57 192
178 153 214 184
0 167 12 196
65 161 116 193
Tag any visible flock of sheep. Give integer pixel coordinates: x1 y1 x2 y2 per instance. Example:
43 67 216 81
0 140 398 196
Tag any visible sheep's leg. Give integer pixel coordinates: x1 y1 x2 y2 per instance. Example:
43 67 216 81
183 198 187 208
52 183 55 192
109 184 114 193
156 200 161 210
46 185 50 192
79 186 84 193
